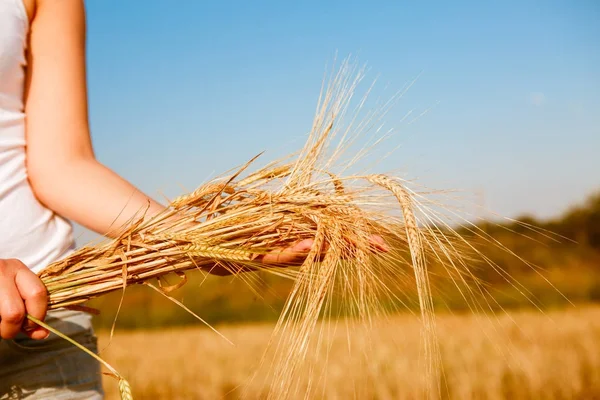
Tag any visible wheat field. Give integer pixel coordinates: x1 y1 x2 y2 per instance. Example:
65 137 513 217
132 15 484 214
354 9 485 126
96 305 600 400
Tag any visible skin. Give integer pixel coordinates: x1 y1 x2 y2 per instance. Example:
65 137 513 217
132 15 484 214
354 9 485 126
0 259 48 340
1 0 385 341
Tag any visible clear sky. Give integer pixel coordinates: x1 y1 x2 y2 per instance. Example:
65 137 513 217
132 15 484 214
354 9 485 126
82 0 599 231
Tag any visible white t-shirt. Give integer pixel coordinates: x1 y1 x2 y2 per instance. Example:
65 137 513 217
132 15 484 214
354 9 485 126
0 0 75 273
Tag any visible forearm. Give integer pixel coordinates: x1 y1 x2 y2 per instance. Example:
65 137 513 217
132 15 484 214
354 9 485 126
29 158 165 238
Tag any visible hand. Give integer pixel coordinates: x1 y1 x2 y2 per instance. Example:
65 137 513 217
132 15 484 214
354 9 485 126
0 259 49 340
259 235 388 265
205 235 388 275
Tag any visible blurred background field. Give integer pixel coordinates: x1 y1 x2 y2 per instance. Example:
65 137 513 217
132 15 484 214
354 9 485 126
98 306 600 399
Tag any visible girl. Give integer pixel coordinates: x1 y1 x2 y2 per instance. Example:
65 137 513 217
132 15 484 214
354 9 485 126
0 0 319 397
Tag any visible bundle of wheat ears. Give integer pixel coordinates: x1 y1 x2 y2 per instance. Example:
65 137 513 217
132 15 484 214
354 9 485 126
30 60 554 400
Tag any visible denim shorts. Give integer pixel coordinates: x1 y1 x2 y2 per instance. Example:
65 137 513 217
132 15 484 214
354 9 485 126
0 309 104 399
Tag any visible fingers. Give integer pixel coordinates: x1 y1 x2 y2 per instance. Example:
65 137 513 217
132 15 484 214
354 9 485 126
369 234 389 252
259 235 388 266
0 274 26 340
291 239 314 253
0 259 49 340
261 239 314 265
15 268 49 340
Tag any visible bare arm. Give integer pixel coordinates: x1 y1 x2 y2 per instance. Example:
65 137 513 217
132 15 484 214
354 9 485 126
24 0 164 238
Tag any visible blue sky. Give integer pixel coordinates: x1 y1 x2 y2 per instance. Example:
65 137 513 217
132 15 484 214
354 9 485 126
82 0 599 230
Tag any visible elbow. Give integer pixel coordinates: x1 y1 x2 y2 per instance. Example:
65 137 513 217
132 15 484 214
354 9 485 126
27 154 93 211
27 161 65 211
27 154 98 211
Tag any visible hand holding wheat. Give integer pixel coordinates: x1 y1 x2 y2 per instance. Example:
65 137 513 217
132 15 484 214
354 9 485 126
0 259 49 340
